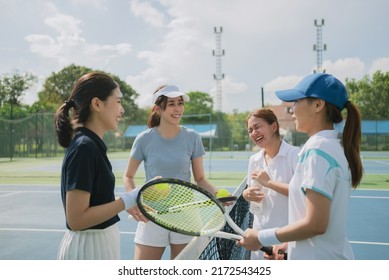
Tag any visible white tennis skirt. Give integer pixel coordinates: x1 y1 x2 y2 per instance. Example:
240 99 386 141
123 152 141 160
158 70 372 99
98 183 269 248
57 223 120 260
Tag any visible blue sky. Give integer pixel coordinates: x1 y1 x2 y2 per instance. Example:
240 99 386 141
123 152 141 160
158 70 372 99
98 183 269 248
1 0 389 112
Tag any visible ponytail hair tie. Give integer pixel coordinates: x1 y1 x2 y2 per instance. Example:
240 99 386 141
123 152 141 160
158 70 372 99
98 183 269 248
64 99 75 109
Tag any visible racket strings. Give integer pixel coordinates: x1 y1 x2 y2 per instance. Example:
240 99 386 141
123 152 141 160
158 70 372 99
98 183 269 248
140 183 225 236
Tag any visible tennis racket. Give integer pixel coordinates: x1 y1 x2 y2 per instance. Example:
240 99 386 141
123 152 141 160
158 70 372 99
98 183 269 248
136 177 273 255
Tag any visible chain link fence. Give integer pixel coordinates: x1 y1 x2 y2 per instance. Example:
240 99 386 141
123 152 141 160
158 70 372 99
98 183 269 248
1 113 388 161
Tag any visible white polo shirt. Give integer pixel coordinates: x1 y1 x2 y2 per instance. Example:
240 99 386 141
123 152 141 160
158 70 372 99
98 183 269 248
247 140 299 230
288 130 354 259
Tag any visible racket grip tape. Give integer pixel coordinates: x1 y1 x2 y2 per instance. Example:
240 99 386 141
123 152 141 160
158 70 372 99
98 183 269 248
260 246 288 259
260 246 273 255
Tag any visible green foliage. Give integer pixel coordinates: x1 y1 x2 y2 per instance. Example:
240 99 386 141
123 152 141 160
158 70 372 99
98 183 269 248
36 64 93 111
35 64 141 128
109 73 139 124
0 70 37 120
225 110 251 150
183 91 214 123
0 70 37 105
346 71 389 119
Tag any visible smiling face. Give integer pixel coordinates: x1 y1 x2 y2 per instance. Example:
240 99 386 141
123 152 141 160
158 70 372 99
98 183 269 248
247 116 277 149
157 96 185 125
289 98 319 135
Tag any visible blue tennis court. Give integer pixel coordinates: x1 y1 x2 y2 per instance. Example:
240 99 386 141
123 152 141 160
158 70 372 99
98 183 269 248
0 153 388 260
0 187 388 260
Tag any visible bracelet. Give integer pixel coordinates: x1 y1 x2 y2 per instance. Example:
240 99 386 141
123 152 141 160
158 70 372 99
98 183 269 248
258 228 281 246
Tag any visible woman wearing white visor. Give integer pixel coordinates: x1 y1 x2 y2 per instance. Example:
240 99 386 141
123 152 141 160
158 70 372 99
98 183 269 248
123 85 218 260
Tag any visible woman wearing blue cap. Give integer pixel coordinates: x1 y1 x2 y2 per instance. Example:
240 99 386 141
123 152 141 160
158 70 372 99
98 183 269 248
237 73 363 259
123 85 218 260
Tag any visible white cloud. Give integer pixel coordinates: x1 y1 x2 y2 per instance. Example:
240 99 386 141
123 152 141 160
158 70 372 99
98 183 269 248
370 57 389 74
264 75 303 106
24 3 132 69
322 58 365 81
130 0 167 28
2 0 389 112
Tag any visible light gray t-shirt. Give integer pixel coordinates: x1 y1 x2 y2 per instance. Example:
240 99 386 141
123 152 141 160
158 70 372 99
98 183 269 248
130 126 205 182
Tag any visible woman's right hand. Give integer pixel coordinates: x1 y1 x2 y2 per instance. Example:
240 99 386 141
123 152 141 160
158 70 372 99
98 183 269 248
243 187 264 203
127 205 149 223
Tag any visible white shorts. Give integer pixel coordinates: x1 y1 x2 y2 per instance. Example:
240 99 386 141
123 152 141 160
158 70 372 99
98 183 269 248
134 221 193 247
57 223 120 260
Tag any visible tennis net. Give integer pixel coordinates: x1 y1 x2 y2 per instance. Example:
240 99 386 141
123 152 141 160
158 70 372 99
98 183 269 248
175 177 252 260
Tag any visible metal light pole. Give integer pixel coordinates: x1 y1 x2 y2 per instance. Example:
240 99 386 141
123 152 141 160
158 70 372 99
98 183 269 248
313 19 327 73
213 26 225 112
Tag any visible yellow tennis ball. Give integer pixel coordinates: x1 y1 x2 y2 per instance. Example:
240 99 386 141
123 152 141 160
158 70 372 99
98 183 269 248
155 183 170 191
144 183 171 201
216 188 230 198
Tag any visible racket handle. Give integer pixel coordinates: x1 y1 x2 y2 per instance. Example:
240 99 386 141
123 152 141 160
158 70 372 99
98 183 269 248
260 246 273 255
260 246 288 259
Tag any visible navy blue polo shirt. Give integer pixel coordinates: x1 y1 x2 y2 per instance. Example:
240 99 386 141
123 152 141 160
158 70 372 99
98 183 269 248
60 127 120 230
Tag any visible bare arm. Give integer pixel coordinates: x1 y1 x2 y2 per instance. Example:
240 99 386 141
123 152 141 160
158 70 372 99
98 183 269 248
123 158 142 192
276 189 330 241
122 157 148 222
238 189 331 249
192 156 217 195
66 189 125 231
253 169 289 196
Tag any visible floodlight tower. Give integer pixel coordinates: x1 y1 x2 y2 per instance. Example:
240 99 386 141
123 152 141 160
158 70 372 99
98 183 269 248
212 26 225 111
313 19 327 73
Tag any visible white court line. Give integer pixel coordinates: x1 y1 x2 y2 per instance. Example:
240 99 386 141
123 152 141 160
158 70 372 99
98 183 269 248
350 241 389 246
351 195 389 199
375 160 389 165
0 228 66 233
0 228 135 235
0 190 58 198
0 191 22 198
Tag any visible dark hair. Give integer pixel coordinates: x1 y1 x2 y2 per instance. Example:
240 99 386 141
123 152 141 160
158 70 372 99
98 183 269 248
246 108 281 138
307 98 363 188
148 86 166 128
54 72 119 148
339 102 363 188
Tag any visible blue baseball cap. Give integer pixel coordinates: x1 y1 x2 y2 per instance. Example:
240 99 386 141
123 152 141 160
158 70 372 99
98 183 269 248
275 73 349 110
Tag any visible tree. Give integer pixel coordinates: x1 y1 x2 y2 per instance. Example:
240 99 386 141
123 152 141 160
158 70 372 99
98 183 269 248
0 71 37 160
0 71 37 119
183 91 214 123
36 64 140 124
346 71 389 119
225 110 251 150
109 73 139 123
36 64 93 111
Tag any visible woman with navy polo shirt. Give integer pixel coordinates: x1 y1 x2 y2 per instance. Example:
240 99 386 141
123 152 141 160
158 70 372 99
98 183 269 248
55 72 139 259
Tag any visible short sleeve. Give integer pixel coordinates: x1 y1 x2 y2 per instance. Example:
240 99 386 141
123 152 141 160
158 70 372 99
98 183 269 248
190 131 205 160
300 149 339 200
130 133 145 161
65 144 97 193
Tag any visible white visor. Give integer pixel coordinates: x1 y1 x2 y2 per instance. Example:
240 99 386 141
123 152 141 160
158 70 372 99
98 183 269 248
152 85 190 105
